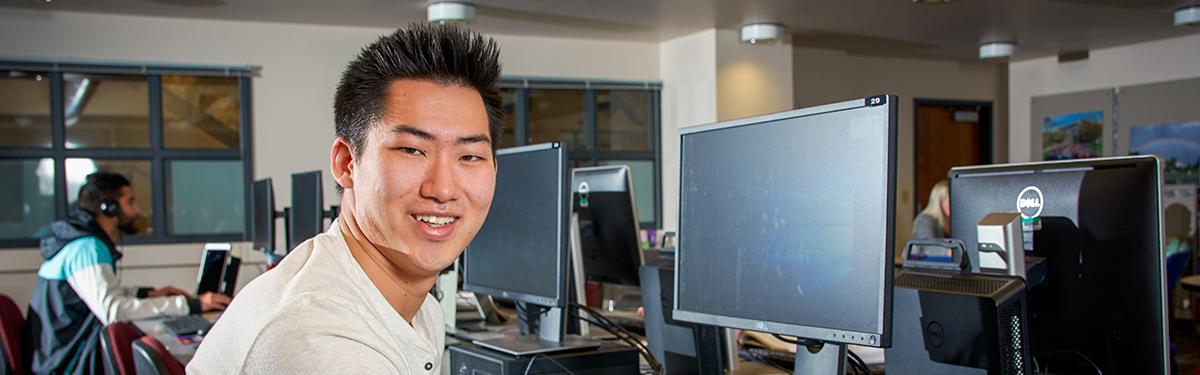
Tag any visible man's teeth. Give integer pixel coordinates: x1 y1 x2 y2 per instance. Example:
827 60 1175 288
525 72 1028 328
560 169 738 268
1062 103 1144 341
416 215 456 226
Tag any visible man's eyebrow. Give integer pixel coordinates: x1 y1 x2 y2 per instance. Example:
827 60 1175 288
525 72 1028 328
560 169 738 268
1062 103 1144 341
390 125 435 141
456 134 491 146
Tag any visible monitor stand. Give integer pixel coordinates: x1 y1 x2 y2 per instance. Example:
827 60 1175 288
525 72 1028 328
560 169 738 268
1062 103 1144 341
472 305 601 356
793 341 847 375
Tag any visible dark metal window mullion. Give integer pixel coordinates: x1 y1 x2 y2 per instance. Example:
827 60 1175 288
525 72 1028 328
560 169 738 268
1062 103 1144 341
240 77 254 240
148 75 167 240
50 72 68 219
652 90 662 229
584 89 597 160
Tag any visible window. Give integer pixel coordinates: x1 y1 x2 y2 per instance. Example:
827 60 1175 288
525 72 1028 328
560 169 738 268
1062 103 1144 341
500 78 662 229
0 60 253 247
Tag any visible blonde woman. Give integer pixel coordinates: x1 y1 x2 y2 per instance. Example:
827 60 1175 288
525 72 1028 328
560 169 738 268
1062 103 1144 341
912 180 950 239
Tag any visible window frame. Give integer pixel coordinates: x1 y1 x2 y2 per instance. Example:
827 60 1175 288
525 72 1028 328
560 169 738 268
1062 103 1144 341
500 77 663 229
0 60 255 248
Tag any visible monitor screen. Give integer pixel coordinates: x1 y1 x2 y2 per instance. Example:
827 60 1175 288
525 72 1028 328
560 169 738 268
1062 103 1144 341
572 165 643 286
463 143 569 307
290 171 324 250
949 156 1166 373
251 179 275 252
674 95 896 348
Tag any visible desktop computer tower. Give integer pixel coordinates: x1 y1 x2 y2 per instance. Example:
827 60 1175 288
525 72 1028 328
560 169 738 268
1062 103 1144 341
448 342 639 375
888 269 1032 375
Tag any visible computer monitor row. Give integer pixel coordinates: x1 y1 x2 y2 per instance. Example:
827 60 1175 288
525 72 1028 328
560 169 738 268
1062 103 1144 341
460 94 1167 374
250 171 333 255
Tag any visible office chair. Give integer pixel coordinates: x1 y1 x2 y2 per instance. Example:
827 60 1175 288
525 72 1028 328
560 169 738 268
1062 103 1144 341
101 322 144 375
0 294 27 375
131 336 184 375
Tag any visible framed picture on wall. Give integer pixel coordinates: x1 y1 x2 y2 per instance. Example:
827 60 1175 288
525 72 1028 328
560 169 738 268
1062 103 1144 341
1130 122 1200 184
1030 88 1115 161
1042 111 1103 160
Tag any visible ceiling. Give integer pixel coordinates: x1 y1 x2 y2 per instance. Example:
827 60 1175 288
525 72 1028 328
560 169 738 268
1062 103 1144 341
3 0 1199 61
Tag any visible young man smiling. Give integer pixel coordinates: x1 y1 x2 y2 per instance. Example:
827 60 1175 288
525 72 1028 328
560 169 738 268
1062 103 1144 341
188 24 502 374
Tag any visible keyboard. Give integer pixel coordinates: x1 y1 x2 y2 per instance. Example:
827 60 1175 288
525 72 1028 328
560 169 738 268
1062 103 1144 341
162 315 213 336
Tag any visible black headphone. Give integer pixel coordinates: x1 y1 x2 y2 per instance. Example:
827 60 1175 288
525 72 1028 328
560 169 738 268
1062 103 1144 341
98 199 120 217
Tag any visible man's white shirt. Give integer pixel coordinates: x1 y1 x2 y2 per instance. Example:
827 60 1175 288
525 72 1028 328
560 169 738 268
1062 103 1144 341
188 221 444 374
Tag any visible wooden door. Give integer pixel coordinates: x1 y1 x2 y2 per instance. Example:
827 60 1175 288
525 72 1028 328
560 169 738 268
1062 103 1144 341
915 102 991 210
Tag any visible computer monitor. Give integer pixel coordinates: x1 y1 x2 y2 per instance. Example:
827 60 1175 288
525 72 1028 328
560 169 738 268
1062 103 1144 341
949 155 1167 373
674 95 897 373
196 243 230 295
289 171 324 250
463 142 600 355
250 179 276 253
572 165 643 287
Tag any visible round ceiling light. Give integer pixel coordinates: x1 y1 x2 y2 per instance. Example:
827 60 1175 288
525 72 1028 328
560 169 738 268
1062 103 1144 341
740 23 783 45
979 41 1016 61
1176 6 1200 28
427 1 476 25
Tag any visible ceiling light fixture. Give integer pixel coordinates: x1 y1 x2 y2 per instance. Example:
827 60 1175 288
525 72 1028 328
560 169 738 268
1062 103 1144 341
427 1 475 25
1176 6 1200 28
979 41 1016 61
740 23 783 45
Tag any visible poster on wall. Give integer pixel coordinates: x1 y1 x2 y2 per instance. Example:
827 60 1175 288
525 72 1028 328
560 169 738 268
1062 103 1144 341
1130 122 1200 184
1042 111 1103 160
1030 88 1114 161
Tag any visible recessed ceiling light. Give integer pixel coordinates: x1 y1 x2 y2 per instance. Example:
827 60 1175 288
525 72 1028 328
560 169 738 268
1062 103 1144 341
740 23 783 45
1176 6 1200 28
979 41 1016 61
427 1 475 25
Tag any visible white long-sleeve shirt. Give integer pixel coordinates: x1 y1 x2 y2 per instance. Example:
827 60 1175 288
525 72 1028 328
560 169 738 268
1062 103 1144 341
38 236 193 325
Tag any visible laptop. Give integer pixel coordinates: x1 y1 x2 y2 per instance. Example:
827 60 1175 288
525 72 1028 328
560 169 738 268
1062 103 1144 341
195 243 240 297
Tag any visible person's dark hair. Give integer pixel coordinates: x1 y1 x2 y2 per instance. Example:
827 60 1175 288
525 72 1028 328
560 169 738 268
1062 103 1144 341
76 171 131 215
334 23 503 161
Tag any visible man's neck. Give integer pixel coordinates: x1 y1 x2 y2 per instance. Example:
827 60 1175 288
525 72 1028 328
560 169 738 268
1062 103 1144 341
95 217 120 244
338 208 437 324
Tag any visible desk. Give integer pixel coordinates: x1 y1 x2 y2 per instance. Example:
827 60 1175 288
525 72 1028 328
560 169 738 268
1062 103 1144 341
130 312 220 365
1182 275 1200 293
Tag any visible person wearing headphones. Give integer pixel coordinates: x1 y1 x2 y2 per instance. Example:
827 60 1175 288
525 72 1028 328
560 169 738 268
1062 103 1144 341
25 171 232 375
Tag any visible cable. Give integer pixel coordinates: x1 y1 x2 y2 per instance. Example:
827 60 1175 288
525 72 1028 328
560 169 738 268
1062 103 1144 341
1035 350 1103 375
572 304 662 374
522 353 576 375
577 316 661 374
847 349 871 375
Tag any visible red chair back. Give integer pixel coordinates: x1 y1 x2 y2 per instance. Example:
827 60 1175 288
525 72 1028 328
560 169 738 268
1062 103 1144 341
101 322 143 375
0 294 26 375
132 336 184 375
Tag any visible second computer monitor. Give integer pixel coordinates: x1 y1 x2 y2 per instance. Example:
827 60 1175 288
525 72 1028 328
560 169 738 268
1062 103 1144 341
572 165 643 286
250 179 275 253
673 95 897 349
289 171 324 250
463 143 570 308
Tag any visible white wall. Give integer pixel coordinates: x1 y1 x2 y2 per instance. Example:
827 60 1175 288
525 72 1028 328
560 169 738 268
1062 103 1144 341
715 30 794 122
792 47 1008 253
0 8 659 309
1009 33 1200 162
658 30 718 232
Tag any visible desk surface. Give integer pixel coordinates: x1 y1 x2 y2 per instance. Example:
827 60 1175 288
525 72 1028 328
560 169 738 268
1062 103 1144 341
1183 275 1200 292
130 312 220 365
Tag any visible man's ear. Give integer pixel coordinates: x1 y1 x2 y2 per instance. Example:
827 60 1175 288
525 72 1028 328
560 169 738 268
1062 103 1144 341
330 137 355 191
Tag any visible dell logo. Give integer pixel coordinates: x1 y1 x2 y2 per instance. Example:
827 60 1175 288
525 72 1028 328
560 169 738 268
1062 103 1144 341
1017 186 1044 219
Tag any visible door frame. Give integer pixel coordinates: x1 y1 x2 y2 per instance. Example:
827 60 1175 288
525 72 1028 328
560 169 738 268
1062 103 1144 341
913 98 994 214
